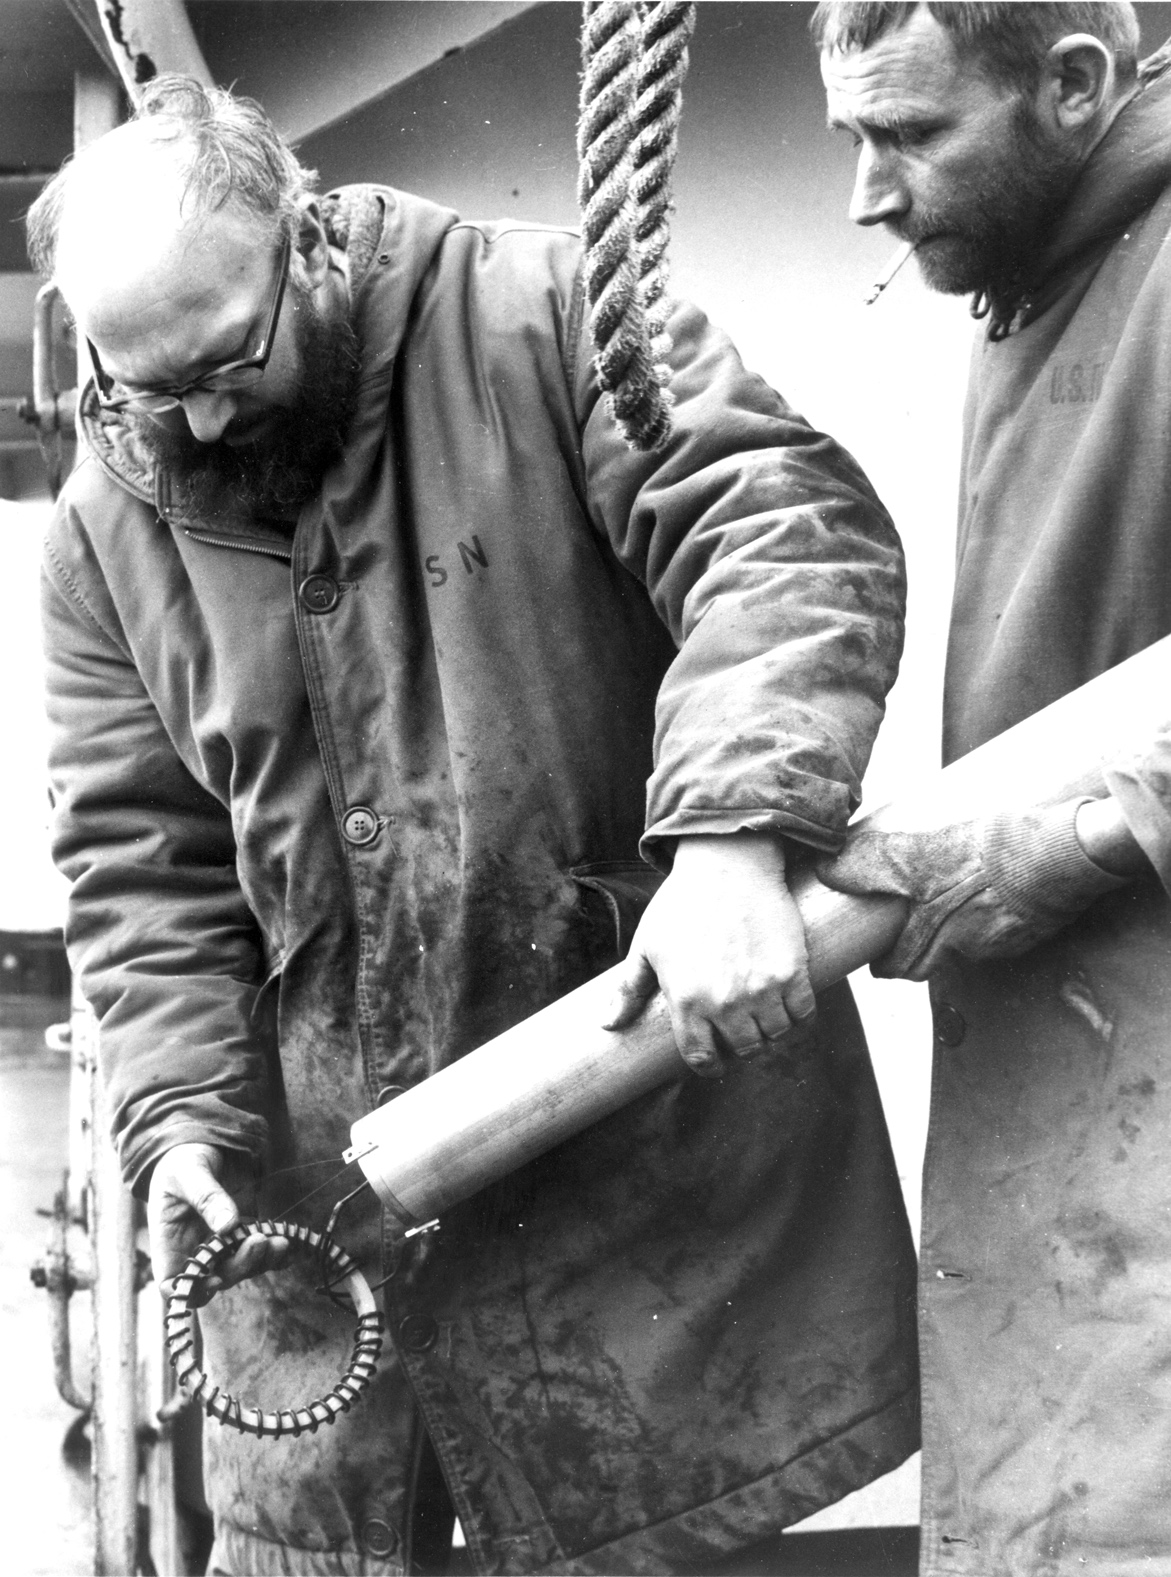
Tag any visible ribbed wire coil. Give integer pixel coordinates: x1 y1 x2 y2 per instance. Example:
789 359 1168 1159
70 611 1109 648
578 0 696 451
165 1220 383 1439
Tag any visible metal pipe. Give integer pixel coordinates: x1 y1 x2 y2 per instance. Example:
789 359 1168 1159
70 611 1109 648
70 62 139 1572
89 1007 141 1577
32 283 62 433
348 630 1171 1228
94 0 214 103
346 891 904 1229
29 1179 93 1415
17 283 80 496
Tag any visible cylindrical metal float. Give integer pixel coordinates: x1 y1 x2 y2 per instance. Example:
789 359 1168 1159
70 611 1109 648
346 632 1171 1229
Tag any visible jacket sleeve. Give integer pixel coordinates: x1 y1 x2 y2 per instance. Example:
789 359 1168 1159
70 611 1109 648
42 523 272 1196
573 292 906 865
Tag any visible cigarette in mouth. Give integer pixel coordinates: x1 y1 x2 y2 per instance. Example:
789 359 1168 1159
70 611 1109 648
864 240 917 305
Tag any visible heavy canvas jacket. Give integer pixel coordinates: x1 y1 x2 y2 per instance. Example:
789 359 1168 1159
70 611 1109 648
922 60 1171 1576
43 186 916 1575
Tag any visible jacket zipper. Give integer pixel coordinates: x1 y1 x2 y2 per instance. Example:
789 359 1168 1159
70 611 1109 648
182 529 293 564
74 418 296 567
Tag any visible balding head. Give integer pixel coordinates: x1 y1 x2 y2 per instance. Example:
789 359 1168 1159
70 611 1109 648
27 74 316 310
26 77 361 519
50 125 251 332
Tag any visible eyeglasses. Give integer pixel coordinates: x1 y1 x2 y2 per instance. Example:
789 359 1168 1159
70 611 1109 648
87 233 292 415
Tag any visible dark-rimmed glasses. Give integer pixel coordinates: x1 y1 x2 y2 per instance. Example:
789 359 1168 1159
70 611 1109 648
87 233 292 415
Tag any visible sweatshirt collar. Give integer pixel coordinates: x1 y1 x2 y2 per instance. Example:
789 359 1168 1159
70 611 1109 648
1030 52 1171 287
991 47 1171 334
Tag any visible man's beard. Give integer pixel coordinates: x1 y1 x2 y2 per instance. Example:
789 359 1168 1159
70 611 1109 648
902 101 1083 311
135 282 361 524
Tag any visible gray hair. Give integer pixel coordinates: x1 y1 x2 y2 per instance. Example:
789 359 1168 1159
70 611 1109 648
27 74 318 277
811 3 1141 95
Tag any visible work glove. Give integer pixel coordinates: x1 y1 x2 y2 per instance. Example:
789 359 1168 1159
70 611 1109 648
816 797 1128 980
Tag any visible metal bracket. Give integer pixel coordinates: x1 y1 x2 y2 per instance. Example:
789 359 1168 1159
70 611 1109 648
29 1173 93 1415
14 284 78 499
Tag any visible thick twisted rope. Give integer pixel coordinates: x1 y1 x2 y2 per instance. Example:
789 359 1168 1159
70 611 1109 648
632 3 694 375
578 0 695 451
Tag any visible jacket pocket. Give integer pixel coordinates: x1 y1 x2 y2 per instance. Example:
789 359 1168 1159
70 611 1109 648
570 859 664 959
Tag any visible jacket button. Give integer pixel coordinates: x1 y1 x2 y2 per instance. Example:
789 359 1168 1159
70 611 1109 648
934 1004 967 1047
376 1084 405 1106
361 1518 398 1558
342 806 380 846
398 1314 438 1353
298 574 340 613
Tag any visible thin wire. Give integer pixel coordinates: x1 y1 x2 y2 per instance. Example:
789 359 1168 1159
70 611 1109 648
265 1158 361 1222
316 1182 373 1307
265 1157 347 1180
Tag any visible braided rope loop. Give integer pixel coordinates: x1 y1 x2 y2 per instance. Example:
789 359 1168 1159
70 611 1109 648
165 1220 384 1439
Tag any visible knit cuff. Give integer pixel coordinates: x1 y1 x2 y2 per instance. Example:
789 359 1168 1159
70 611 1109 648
983 798 1127 923
1104 759 1171 897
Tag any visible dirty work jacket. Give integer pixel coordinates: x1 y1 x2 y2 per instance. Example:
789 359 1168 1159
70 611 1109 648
42 185 916 1576
922 61 1171 1576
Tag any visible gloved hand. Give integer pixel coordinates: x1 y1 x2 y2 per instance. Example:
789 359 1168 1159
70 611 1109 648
816 797 1128 980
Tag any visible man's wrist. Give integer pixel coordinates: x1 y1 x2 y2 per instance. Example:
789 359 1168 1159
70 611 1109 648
672 830 787 871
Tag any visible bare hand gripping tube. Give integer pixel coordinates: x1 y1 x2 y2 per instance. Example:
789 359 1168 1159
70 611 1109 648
347 634 1171 1229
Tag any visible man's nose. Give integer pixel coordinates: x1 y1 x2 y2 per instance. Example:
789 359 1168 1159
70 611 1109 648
180 388 237 444
848 143 910 228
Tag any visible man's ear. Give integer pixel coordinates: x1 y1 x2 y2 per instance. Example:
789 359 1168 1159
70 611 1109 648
1035 33 1116 135
293 196 331 289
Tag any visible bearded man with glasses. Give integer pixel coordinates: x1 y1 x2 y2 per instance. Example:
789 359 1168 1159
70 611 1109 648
86 230 292 409
30 75 918 1576
81 208 363 519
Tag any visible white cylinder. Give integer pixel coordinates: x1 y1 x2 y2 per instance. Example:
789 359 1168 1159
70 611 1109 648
348 633 1171 1229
